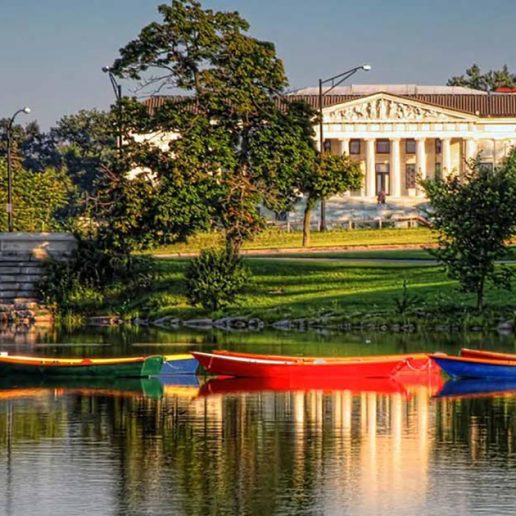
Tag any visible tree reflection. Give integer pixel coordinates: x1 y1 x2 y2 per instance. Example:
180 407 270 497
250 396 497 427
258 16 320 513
0 383 514 514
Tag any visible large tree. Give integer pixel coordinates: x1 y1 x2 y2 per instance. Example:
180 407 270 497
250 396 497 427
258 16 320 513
448 64 516 92
110 0 318 254
421 152 516 310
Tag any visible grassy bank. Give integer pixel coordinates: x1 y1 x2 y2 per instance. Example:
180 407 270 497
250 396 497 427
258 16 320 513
147 227 437 255
97 257 516 329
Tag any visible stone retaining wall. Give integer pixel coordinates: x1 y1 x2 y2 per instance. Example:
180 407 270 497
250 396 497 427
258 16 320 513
0 232 76 303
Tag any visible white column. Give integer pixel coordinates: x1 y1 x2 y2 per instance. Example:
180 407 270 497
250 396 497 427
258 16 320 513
465 138 477 162
416 138 426 196
416 138 427 180
442 138 452 176
390 138 401 197
366 138 376 197
339 138 350 155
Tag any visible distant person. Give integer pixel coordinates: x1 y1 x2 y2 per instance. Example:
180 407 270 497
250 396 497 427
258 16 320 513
377 190 386 205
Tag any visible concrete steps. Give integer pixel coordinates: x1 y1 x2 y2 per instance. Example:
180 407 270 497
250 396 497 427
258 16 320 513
0 257 46 303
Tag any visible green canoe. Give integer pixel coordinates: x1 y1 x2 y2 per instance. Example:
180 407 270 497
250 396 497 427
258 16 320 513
0 354 164 378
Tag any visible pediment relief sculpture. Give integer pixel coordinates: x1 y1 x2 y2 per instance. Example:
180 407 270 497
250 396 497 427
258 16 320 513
328 98 457 122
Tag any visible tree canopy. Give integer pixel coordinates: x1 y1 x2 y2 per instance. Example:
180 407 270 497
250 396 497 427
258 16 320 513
447 64 516 92
0 159 73 232
421 152 516 310
299 153 363 247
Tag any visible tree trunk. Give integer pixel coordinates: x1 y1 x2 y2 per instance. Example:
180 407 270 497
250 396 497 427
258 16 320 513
225 232 242 258
476 280 484 312
302 199 314 247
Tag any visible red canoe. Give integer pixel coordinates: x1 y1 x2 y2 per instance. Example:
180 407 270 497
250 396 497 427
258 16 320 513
192 351 426 379
209 350 440 377
460 348 516 362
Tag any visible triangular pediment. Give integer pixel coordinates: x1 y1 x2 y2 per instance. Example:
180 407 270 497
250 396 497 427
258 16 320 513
324 93 477 123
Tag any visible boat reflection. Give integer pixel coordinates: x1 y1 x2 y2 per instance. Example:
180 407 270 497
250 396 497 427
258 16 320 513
160 374 201 399
436 378 516 399
200 376 407 396
199 372 444 397
0 376 164 400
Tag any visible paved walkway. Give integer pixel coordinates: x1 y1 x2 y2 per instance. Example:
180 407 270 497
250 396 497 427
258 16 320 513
253 256 439 265
154 242 436 259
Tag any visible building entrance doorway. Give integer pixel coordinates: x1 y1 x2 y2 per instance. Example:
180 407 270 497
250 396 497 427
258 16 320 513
375 163 390 195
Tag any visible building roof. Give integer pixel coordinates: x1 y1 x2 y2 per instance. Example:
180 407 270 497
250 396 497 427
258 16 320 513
290 84 487 95
142 85 516 118
287 93 516 117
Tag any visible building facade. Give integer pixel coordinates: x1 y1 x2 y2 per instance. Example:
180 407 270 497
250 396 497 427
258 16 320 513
291 85 516 202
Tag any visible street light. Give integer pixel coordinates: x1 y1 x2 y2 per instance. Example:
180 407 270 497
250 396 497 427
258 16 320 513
318 64 371 230
102 66 123 152
6 107 31 232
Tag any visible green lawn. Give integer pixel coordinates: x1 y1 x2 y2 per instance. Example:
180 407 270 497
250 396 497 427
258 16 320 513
111 257 516 324
147 227 437 255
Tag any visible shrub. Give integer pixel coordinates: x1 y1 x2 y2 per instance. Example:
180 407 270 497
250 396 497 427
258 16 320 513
185 249 250 311
38 238 158 314
39 264 104 314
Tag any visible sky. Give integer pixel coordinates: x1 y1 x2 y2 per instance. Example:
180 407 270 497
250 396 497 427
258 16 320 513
1 0 515 129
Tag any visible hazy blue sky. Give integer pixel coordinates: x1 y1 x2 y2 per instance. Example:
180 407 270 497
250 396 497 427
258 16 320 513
1 0 515 128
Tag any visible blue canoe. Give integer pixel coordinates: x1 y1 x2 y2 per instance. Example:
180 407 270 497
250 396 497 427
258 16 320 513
430 353 516 379
160 354 198 375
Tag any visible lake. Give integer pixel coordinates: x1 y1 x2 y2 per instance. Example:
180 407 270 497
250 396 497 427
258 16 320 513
0 326 514 515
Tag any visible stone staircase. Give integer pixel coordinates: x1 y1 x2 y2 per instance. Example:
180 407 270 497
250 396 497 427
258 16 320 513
0 233 77 326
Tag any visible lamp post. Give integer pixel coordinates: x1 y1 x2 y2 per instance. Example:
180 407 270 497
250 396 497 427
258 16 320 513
102 66 123 153
6 107 31 232
318 64 371 231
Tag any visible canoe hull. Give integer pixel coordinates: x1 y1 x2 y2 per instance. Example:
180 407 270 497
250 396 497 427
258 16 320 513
0 355 164 378
193 352 406 379
431 355 516 379
212 350 439 375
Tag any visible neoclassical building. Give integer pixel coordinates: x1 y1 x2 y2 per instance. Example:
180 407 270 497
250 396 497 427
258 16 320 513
143 85 516 222
289 85 516 201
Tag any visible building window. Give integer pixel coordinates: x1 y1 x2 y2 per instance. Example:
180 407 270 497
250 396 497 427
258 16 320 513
405 139 416 154
406 164 417 189
375 163 390 195
479 162 494 171
376 139 390 154
275 211 288 222
323 139 332 152
435 139 442 154
349 139 361 155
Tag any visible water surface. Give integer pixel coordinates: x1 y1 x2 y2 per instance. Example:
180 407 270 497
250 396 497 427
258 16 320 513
0 327 514 515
